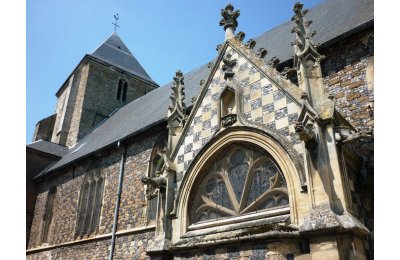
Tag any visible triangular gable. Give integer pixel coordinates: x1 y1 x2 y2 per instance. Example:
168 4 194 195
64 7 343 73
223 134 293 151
172 38 305 184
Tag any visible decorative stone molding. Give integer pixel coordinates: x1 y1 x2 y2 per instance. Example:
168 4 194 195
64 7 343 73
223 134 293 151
222 53 237 80
295 93 318 147
267 56 280 68
300 207 369 235
280 67 296 79
244 39 256 50
174 129 306 239
291 1 333 120
216 43 223 53
255 48 268 59
219 4 240 31
334 126 373 144
235 31 245 42
167 70 187 136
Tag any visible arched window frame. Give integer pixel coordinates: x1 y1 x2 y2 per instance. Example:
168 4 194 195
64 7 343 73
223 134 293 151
188 143 289 229
175 129 303 238
75 169 105 238
41 187 57 244
220 86 238 128
117 79 123 100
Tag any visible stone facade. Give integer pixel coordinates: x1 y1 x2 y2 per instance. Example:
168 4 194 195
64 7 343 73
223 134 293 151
27 2 373 259
47 58 158 148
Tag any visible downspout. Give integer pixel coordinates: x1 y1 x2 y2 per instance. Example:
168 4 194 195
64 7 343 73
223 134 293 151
108 140 126 260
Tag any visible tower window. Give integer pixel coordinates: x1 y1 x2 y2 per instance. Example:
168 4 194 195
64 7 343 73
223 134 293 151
122 82 128 102
117 79 122 100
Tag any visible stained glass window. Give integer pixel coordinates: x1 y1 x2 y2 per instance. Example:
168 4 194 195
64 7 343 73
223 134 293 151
189 144 289 225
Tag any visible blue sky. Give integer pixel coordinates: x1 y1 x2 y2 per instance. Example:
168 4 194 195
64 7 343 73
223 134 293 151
26 0 323 144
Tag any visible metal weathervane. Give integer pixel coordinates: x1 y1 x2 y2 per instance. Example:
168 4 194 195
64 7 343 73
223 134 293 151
112 14 120 32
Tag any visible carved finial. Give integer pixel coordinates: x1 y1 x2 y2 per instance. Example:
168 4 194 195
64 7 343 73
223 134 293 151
219 4 240 30
168 70 187 130
208 62 214 69
256 48 268 59
216 44 223 52
235 31 245 42
171 70 186 108
280 67 296 79
191 96 197 104
291 2 323 64
222 53 237 80
220 4 240 40
244 39 256 50
267 57 280 68
199 79 205 86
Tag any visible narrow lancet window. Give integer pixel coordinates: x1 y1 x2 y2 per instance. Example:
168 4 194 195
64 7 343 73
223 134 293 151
117 79 122 100
122 82 128 102
42 187 57 243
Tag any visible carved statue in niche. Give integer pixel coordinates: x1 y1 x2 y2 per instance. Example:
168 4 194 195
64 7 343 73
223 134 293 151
141 146 176 249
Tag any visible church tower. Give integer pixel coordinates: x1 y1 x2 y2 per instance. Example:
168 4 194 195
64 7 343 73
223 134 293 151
33 32 159 147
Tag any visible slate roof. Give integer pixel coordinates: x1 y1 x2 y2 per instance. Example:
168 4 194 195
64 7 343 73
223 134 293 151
90 32 157 85
36 0 373 177
27 140 69 158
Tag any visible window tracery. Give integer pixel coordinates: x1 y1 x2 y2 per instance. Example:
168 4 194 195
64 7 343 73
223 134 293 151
76 170 104 237
189 144 289 225
41 187 56 244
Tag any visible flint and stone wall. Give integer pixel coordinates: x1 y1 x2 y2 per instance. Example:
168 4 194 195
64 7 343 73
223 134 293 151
322 27 374 132
27 132 160 259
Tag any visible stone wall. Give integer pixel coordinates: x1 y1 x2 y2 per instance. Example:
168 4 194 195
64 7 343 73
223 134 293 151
26 230 154 260
49 58 158 148
321 27 374 132
27 131 161 259
76 60 157 145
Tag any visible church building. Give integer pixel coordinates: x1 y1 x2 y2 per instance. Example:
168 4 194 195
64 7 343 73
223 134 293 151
26 0 374 259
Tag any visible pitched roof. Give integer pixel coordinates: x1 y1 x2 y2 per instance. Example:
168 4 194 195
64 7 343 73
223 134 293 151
90 32 157 85
26 140 69 158
37 0 373 177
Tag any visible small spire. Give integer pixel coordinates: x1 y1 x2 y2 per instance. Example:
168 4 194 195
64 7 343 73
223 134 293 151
291 2 323 67
219 4 240 41
168 70 186 116
112 14 120 33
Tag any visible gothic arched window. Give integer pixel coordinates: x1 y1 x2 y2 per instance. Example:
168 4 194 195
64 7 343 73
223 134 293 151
188 143 289 226
41 187 57 244
76 170 105 237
